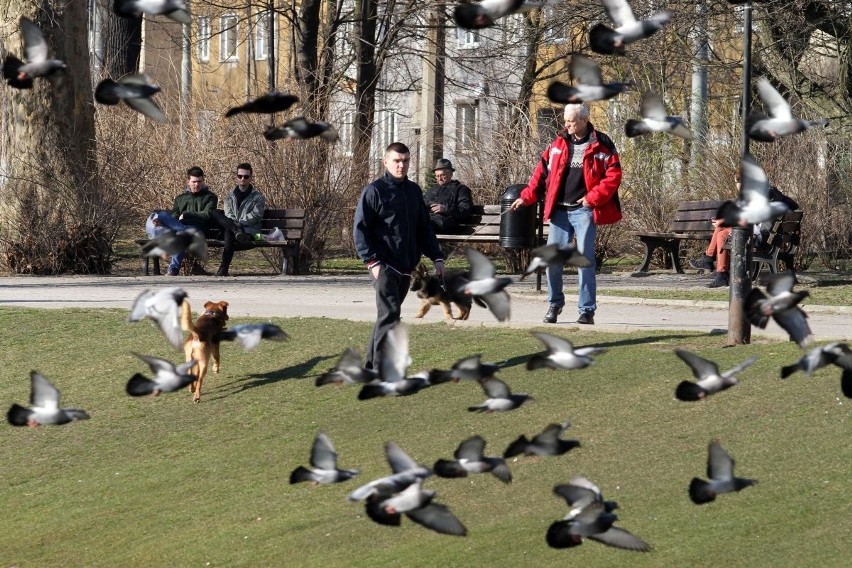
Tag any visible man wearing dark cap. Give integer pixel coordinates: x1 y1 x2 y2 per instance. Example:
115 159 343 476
424 158 473 234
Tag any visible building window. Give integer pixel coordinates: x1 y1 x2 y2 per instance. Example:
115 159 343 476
220 14 238 62
456 103 477 153
255 11 271 60
456 27 480 49
197 17 211 62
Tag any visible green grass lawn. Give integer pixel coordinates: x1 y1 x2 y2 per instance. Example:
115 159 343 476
1 309 848 567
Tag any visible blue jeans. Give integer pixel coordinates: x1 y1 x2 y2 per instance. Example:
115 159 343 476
148 211 187 273
546 207 596 315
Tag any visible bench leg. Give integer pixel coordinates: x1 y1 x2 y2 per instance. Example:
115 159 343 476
141 256 161 276
666 242 684 274
635 241 657 273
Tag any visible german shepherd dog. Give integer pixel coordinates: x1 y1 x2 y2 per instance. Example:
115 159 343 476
180 300 229 402
410 263 472 321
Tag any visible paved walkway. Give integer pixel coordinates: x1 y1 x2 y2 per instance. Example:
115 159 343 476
1 273 848 341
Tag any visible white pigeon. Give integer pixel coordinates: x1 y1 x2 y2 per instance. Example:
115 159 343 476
290 432 360 485
547 55 631 104
526 332 606 371
674 349 757 401
217 323 288 351
126 353 197 397
748 76 829 142
716 154 790 227
745 272 813 347
589 0 670 56
2 17 66 89
95 74 167 122
113 0 191 24
624 91 693 140
7 371 90 427
689 441 756 504
459 248 512 322
128 287 188 349
453 0 558 30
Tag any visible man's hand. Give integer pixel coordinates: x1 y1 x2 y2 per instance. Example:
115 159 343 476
581 197 590 208
430 203 445 214
510 198 525 211
369 264 381 280
433 260 445 279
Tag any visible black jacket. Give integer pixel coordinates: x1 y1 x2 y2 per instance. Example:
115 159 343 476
424 179 473 222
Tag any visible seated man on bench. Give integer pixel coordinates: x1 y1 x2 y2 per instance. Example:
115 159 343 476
424 159 473 234
211 162 266 277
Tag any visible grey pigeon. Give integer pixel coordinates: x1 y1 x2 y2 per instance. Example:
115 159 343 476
140 228 206 260
547 55 630 104
689 441 756 504
225 92 299 117
589 0 670 56
453 0 557 30
521 243 591 280
364 479 467 536
624 91 693 140
217 323 288 351
2 17 66 89
780 342 851 379
348 442 431 502
674 349 757 401
745 272 813 347
468 376 531 412
113 0 190 23
315 348 378 386
358 324 429 399
7 371 90 427
263 118 339 142
504 419 580 457
553 476 619 519
716 154 790 227
126 353 197 397
128 287 188 350
95 74 166 122
290 432 359 485
459 248 512 322
527 332 606 371
547 497 649 551
434 435 512 483
429 354 499 384
747 77 829 143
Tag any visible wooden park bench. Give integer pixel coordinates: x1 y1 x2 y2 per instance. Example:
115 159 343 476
136 208 305 276
433 204 550 247
728 210 804 279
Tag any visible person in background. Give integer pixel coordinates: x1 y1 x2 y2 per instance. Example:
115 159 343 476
211 162 266 277
424 158 473 234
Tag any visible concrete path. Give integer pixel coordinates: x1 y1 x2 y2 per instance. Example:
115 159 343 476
1 274 848 342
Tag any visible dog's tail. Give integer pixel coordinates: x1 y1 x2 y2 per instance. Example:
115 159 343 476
180 300 200 338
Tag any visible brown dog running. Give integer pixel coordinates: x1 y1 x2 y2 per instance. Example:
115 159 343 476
180 300 229 403
410 263 472 321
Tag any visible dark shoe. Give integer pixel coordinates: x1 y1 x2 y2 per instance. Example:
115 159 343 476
577 312 595 325
689 254 714 271
215 267 229 277
543 305 562 324
166 268 179 276
235 231 252 244
706 272 729 288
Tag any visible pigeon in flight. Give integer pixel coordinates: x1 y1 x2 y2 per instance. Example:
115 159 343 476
624 91 693 140
113 0 191 23
348 442 431 502
459 248 512 322
453 0 557 30
589 0 670 56
521 243 591 281
128 287 188 350
745 272 813 347
547 55 631 104
126 353 197 397
553 476 619 519
263 118 339 142
504 419 580 457
429 354 499 384
2 17 66 89
364 478 468 536
140 228 207 260
689 441 756 505
315 348 378 386
468 376 531 412
358 324 428 399
7 371 90 427
225 92 299 117
715 154 791 228
674 349 757 401
433 435 512 483
217 323 288 351
290 432 360 485
747 77 829 143
527 332 606 371
780 342 851 379
95 74 167 122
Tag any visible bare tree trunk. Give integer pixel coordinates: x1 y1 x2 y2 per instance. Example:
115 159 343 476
350 0 379 186
96 0 142 78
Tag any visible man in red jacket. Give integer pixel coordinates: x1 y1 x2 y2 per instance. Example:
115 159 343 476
511 103 622 324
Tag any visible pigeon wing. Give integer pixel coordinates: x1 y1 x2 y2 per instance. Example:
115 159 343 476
640 91 668 121
30 371 60 409
405 502 467 536
310 432 338 470
20 18 48 64
134 352 174 376
570 55 603 86
707 441 734 481
601 0 636 26
385 441 420 474
533 331 575 355
675 349 719 380
480 377 511 399
480 290 511 322
464 248 496 280
588 526 650 551
764 272 796 296
124 94 167 122
756 76 793 121
454 435 486 461
772 307 813 347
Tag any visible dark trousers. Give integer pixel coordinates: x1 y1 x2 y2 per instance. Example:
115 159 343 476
210 210 248 271
429 213 459 234
366 267 411 370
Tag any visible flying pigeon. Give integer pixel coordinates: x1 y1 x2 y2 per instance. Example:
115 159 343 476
504 419 580 457
2 17 66 89
673 349 757 401
453 0 558 30
689 441 756 504
589 0 670 56
521 243 591 280
459 248 512 322
225 92 299 117
217 323 288 351
553 476 619 519
526 332 606 371
290 432 360 485
358 324 428 399
428 354 499 384
433 435 512 483
745 272 813 347
126 353 197 397
715 154 791 228
624 91 693 140
140 228 206 260
348 441 431 502
315 348 378 386
113 0 191 23
547 55 631 104
263 118 339 142
128 287 188 350
780 342 851 379
747 77 829 143
468 376 531 412
364 478 468 536
7 371 90 427
95 74 167 122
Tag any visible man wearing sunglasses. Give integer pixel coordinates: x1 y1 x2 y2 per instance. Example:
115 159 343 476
211 162 266 277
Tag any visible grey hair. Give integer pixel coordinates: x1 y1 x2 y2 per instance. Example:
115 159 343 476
564 103 590 120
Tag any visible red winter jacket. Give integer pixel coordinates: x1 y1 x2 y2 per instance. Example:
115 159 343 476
518 124 623 225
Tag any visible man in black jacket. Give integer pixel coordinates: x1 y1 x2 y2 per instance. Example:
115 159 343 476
353 142 445 369
424 159 473 234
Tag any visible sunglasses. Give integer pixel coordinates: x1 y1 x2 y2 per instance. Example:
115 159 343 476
236 174 251 179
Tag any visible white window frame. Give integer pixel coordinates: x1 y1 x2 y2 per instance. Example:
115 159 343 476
456 103 478 154
456 27 480 49
220 14 238 62
255 11 272 60
197 17 211 62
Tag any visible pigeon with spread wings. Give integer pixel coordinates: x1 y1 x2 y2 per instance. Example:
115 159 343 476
589 0 670 56
7 372 90 427
2 17 66 89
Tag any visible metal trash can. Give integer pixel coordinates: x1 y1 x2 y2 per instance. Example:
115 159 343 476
499 184 536 249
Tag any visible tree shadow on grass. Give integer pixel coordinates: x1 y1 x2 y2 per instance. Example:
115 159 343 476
212 354 335 398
